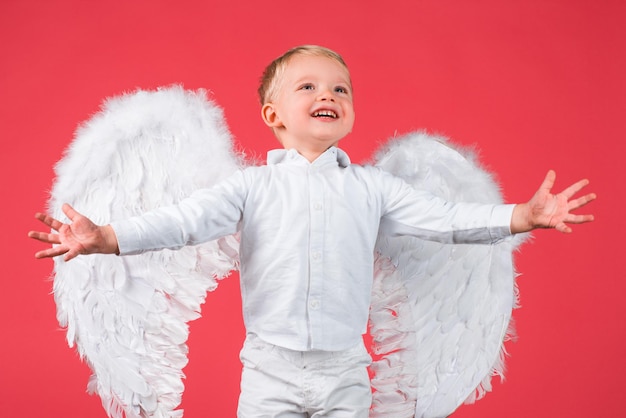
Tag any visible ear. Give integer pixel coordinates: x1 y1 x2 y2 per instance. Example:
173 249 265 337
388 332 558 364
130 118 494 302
261 103 283 128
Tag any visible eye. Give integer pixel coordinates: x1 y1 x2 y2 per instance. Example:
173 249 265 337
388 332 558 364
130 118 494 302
299 83 314 91
335 86 349 94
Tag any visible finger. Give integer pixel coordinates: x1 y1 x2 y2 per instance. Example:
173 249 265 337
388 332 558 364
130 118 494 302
568 192 597 211
565 213 595 225
559 178 591 200
62 203 81 222
63 248 80 262
34 245 69 259
34 212 64 231
554 222 572 234
28 230 62 244
539 170 557 192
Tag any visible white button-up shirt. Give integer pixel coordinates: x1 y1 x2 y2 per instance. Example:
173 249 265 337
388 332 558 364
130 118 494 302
112 147 514 351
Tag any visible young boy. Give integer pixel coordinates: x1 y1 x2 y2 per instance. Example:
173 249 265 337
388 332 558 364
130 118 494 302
30 45 595 417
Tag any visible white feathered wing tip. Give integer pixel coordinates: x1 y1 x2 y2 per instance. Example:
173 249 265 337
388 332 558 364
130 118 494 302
48 86 242 417
369 132 527 418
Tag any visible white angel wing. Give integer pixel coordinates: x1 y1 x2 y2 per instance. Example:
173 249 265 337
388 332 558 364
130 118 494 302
369 132 526 418
48 86 242 417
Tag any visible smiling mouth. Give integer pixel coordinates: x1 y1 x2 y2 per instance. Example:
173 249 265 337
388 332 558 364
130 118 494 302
312 109 338 119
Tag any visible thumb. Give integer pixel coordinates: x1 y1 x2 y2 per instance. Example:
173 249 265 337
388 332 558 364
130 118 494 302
62 203 81 222
539 170 557 193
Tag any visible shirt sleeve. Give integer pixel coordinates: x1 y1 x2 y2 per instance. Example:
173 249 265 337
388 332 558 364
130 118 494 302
377 169 515 244
110 170 248 255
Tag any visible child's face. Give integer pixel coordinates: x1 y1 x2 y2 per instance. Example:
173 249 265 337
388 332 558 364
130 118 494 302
261 54 355 153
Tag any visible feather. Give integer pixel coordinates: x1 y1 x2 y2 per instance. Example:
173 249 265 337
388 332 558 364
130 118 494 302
48 86 242 417
369 132 527 418
47 87 526 417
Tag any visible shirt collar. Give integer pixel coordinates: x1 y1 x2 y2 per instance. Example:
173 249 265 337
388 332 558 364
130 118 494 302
267 146 351 168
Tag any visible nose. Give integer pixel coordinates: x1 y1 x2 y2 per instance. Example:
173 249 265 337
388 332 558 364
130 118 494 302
317 87 335 101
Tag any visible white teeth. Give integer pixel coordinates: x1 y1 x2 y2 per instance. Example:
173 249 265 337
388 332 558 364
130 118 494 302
313 110 337 118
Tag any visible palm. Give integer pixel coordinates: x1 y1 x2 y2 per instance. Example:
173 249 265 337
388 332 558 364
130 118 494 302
60 214 98 250
29 204 101 261
528 170 596 233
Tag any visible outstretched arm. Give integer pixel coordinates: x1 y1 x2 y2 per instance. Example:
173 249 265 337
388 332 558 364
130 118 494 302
510 170 596 234
28 203 119 261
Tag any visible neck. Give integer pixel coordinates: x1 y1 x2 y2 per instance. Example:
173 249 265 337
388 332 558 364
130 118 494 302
278 139 339 163
297 148 328 163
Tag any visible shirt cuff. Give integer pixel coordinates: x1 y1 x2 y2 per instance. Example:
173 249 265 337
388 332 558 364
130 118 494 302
110 219 143 256
490 204 516 241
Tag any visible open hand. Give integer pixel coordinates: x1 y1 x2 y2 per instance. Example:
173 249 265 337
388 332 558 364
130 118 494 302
28 203 119 261
511 170 596 234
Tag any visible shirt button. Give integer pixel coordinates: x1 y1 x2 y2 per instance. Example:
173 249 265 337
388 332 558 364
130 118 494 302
310 300 320 309
314 202 323 210
312 251 321 260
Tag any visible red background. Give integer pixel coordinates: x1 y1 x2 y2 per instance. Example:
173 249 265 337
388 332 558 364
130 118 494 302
2 1 624 416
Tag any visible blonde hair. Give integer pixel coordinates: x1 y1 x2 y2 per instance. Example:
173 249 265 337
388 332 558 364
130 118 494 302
258 45 351 105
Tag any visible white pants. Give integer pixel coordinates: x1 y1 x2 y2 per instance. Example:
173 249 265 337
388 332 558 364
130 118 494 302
237 334 372 418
